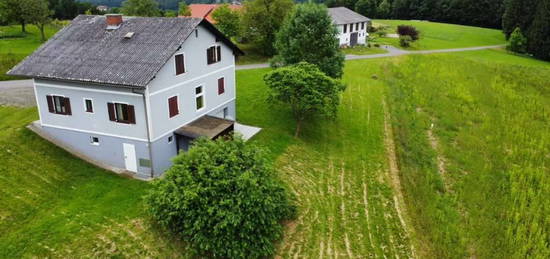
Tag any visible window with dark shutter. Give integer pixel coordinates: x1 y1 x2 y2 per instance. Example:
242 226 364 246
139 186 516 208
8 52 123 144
108 103 116 121
64 98 71 115
47 96 54 113
175 54 185 75
356 23 359 31
343 24 347 33
218 77 225 95
361 22 365 30
216 46 221 62
168 96 179 118
47 95 71 115
207 47 213 64
207 46 221 65
127 105 135 124
109 102 135 124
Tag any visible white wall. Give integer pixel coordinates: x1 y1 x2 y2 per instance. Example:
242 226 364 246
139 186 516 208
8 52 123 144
336 22 368 46
146 24 236 142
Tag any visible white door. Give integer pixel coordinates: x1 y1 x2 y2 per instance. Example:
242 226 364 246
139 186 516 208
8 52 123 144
123 143 137 172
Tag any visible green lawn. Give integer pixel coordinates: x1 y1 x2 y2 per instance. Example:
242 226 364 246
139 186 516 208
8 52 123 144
0 24 62 81
342 45 388 55
236 43 270 65
372 20 506 50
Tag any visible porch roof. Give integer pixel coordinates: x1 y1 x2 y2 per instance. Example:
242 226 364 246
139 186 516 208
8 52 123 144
174 115 234 139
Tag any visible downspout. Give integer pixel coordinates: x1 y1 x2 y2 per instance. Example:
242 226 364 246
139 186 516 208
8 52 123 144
135 87 154 179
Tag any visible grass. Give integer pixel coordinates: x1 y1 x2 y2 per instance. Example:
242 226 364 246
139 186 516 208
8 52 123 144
342 45 388 55
372 19 506 50
384 50 550 258
236 43 270 65
0 24 61 81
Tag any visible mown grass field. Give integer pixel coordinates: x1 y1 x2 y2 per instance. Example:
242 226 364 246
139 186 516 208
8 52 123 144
0 24 61 81
384 50 550 258
342 45 388 55
372 20 506 50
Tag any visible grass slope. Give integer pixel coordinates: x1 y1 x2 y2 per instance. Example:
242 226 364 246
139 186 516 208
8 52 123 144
384 50 550 258
0 24 61 81
373 20 506 50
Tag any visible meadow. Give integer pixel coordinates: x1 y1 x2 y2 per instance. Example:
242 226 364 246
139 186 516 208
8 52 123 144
372 20 506 50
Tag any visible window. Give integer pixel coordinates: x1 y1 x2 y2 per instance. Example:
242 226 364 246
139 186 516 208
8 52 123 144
223 107 228 118
361 22 365 30
195 29 198 38
168 135 173 143
168 95 179 118
175 53 185 75
206 46 221 65
90 136 99 145
218 77 225 95
350 23 353 32
84 98 93 113
343 24 347 33
46 95 71 115
356 23 359 31
195 86 204 110
107 102 135 124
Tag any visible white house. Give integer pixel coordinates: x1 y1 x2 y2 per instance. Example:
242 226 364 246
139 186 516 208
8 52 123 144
8 14 244 179
328 7 371 47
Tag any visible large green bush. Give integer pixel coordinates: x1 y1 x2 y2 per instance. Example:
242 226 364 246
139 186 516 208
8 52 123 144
145 136 295 258
507 27 527 53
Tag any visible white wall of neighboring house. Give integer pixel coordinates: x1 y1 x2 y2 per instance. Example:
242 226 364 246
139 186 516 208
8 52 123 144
336 22 368 46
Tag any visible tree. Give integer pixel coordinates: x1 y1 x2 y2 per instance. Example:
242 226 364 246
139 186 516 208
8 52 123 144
0 0 30 32
527 0 550 61
211 4 240 39
121 0 160 17
145 136 295 258
241 0 294 56
264 62 346 137
273 3 345 78
24 0 52 41
377 0 392 18
355 0 378 18
507 27 527 53
397 24 419 40
178 1 190 16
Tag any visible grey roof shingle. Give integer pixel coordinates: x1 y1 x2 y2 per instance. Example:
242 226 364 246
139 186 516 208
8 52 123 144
328 7 370 25
8 15 242 88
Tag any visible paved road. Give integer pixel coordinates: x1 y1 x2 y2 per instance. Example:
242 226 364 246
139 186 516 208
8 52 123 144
1 45 504 107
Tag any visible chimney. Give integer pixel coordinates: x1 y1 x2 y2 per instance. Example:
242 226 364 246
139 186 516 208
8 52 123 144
106 14 122 30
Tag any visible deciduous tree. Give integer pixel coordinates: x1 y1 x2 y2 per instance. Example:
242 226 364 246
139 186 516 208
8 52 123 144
273 3 345 78
211 4 240 39
146 136 295 258
24 0 52 41
121 0 160 17
264 62 346 137
178 1 190 16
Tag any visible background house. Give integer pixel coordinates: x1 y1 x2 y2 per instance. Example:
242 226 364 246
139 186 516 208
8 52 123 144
8 14 243 179
328 7 371 47
186 4 243 24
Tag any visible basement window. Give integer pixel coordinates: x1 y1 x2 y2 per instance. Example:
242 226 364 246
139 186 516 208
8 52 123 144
90 136 100 145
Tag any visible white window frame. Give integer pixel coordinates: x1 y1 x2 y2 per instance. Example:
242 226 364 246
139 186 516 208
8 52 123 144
174 52 186 76
195 85 205 112
90 136 100 146
168 94 180 118
83 98 94 114
49 94 67 115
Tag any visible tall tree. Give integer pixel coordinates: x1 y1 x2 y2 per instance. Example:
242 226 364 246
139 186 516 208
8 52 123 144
264 62 346 137
178 1 190 16
273 3 345 78
24 0 52 41
241 0 294 56
502 0 537 38
0 0 30 32
211 4 240 38
121 0 160 17
355 0 379 18
527 0 550 61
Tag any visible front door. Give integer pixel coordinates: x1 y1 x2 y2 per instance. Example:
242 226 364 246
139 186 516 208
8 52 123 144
123 143 137 172
350 32 358 46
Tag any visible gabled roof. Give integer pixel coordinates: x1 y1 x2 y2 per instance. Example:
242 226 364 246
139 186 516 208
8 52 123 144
328 7 370 25
187 4 243 24
8 15 243 88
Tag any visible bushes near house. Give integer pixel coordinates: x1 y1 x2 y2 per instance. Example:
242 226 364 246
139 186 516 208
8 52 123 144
145 137 295 259
507 27 527 54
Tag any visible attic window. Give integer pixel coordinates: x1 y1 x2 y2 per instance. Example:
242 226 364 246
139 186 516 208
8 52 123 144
124 32 135 39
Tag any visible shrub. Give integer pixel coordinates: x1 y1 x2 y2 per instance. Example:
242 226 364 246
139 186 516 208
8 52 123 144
399 35 413 47
507 27 528 54
397 25 419 40
376 30 387 37
145 137 295 258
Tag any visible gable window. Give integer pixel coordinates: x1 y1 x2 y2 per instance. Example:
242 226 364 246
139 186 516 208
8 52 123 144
46 95 71 115
84 98 93 113
218 77 225 95
107 102 136 124
343 24 347 33
175 53 185 75
195 86 204 110
206 46 221 65
168 95 179 118
361 22 365 30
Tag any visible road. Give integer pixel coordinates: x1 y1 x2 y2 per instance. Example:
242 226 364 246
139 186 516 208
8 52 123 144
1 45 504 107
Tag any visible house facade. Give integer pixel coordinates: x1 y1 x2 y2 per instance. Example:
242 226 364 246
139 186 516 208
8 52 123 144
328 7 371 47
8 14 243 179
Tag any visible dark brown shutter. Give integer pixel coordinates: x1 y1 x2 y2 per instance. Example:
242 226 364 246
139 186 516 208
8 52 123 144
175 54 185 75
207 48 212 64
107 103 116 121
127 105 136 124
46 95 54 113
168 96 178 118
218 78 224 95
216 46 221 62
64 97 72 115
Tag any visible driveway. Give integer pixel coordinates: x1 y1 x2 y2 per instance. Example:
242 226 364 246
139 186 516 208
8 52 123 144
1 45 504 107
